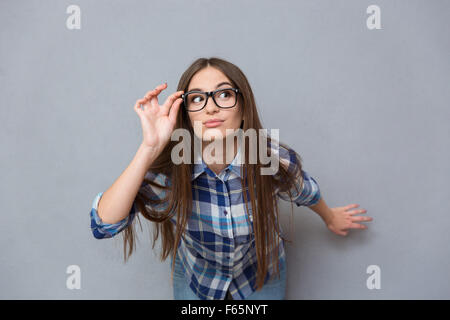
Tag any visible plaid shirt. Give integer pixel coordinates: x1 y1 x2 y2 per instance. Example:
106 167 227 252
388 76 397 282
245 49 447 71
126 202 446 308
90 141 321 300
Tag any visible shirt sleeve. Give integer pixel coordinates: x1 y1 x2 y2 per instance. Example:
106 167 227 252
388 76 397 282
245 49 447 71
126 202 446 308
89 171 170 240
275 145 321 207
90 191 137 239
291 170 321 207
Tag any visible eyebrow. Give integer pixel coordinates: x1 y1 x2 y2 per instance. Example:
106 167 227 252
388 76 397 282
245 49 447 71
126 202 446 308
187 81 233 92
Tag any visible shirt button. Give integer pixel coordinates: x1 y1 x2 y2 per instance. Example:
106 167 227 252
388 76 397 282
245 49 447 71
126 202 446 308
223 210 228 215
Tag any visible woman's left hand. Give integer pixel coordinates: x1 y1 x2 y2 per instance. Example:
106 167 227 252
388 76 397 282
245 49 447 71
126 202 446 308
326 204 373 236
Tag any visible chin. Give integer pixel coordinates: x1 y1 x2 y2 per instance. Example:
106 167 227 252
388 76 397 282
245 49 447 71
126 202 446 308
202 133 224 142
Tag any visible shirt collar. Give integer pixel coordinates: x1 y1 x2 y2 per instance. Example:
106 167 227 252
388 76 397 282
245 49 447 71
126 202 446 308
191 141 244 181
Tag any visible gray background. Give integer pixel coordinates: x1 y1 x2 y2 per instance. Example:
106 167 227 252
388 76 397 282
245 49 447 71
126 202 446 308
1 0 449 299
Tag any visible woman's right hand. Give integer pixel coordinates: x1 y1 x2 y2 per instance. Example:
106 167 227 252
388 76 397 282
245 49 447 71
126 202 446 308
134 82 184 152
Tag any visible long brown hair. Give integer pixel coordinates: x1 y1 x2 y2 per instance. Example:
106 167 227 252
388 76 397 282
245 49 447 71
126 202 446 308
122 57 304 291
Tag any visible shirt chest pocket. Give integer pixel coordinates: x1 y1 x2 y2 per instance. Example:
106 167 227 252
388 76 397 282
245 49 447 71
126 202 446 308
229 201 254 237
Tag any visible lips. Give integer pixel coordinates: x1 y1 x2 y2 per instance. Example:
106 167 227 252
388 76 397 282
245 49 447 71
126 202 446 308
204 119 224 124
204 119 224 128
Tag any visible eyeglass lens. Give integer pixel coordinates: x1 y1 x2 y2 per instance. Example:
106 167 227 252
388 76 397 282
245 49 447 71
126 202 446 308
185 89 236 111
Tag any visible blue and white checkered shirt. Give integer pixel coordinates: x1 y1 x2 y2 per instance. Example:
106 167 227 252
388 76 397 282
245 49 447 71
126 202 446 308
90 141 321 300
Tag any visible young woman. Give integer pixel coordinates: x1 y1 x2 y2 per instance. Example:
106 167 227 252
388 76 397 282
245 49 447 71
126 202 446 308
90 57 372 300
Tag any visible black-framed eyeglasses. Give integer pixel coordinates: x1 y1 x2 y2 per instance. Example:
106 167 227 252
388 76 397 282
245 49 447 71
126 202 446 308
181 88 240 112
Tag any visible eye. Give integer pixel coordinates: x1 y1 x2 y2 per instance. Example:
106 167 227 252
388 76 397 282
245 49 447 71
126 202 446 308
219 91 230 98
190 94 204 104
217 89 234 100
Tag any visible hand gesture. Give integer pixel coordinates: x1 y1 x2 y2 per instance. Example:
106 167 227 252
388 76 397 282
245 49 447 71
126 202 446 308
327 204 373 236
134 82 184 152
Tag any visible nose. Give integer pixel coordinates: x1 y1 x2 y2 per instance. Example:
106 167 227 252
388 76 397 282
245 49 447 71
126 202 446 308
204 93 220 113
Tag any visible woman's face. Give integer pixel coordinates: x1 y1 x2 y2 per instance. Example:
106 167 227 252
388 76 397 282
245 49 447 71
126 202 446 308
186 66 243 142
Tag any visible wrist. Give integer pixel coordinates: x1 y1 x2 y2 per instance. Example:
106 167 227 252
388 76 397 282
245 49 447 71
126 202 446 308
139 142 162 155
308 197 334 226
136 143 161 168
323 209 335 226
